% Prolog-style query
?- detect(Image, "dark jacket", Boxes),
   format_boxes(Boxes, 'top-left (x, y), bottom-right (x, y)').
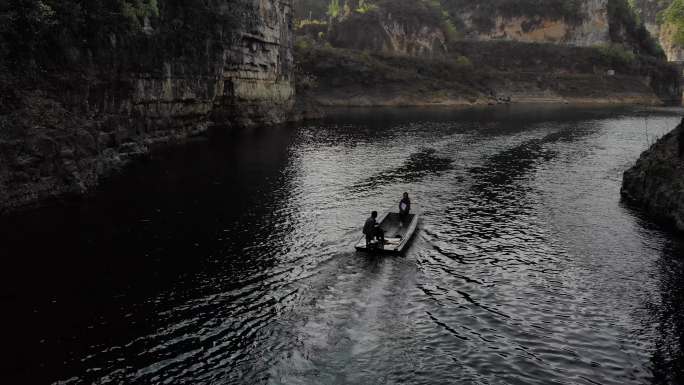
top-left (363, 217), bottom-right (376, 235)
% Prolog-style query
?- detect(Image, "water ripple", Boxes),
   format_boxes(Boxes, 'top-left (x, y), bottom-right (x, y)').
top-left (2, 107), bottom-right (684, 384)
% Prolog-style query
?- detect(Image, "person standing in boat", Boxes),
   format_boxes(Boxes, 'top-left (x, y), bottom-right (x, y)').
top-left (363, 211), bottom-right (385, 247)
top-left (399, 192), bottom-right (411, 222)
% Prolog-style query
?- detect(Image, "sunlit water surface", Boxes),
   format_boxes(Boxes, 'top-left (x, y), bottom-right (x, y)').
top-left (2, 106), bottom-right (684, 385)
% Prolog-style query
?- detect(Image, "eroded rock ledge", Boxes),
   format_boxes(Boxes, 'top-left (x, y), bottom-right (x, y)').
top-left (622, 117), bottom-right (684, 230)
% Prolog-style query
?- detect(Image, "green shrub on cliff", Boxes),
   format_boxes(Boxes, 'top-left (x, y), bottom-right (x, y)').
top-left (454, 55), bottom-right (472, 68)
top-left (327, 0), bottom-right (341, 18)
top-left (121, 0), bottom-right (159, 29)
top-left (356, 0), bottom-right (377, 13)
top-left (596, 43), bottom-right (637, 66)
top-left (441, 17), bottom-right (461, 42)
top-left (296, 35), bottom-right (316, 51)
top-left (659, 0), bottom-right (684, 45)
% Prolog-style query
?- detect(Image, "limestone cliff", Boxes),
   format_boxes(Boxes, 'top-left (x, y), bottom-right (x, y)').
top-left (326, 0), bottom-right (447, 57)
top-left (658, 21), bottom-right (684, 60)
top-left (294, 0), bottom-right (680, 108)
top-left (0, 0), bottom-right (294, 211)
top-left (451, 0), bottom-right (611, 46)
top-left (314, 0), bottom-right (661, 57)
top-left (622, 117), bottom-right (684, 231)
top-left (632, 0), bottom-right (668, 35)
top-left (632, 0), bottom-right (684, 61)
top-left (295, 40), bottom-right (679, 109)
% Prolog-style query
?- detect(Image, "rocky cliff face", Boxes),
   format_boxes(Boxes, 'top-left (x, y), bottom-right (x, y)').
top-left (327, 0), bottom-right (447, 57)
top-left (632, 0), bottom-right (667, 35)
top-left (622, 117), bottom-right (684, 231)
top-left (658, 22), bottom-right (684, 60)
top-left (0, 0), bottom-right (295, 212)
top-left (323, 0), bottom-right (655, 56)
top-left (453, 0), bottom-right (610, 46)
top-left (632, 0), bottom-right (684, 61)
top-left (296, 0), bottom-right (680, 107)
top-left (295, 40), bottom-right (679, 109)
top-left (328, 13), bottom-right (446, 57)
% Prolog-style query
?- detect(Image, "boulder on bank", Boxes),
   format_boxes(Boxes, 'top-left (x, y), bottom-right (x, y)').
top-left (621, 117), bottom-right (684, 230)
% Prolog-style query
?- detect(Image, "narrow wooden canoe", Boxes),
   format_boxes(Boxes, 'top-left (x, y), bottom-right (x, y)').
top-left (354, 209), bottom-right (419, 254)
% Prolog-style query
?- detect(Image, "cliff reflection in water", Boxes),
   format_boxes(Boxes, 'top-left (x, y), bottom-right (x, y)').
top-left (1, 126), bottom-right (304, 383)
top-left (2, 106), bottom-right (684, 384)
top-left (652, 239), bottom-right (684, 384)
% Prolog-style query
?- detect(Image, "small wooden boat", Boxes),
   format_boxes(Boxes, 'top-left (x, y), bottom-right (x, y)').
top-left (355, 209), bottom-right (419, 254)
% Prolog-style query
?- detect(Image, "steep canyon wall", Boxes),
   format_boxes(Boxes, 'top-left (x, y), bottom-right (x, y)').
top-left (321, 0), bottom-right (448, 56)
top-left (0, 0), bottom-right (294, 211)
top-left (295, 0), bottom-right (680, 108)
top-left (453, 0), bottom-right (611, 46)
top-left (319, 0), bottom-right (661, 57)
top-left (632, 0), bottom-right (684, 61)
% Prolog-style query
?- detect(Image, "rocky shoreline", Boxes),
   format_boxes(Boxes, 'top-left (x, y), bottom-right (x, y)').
top-left (0, 84), bottom-right (675, 215)
top-left (294, 42), bottom-right (679, 112)
top-left (622, 117), bottom-right (684, 231)
top-left (298, 78), bottom-right (665, 108)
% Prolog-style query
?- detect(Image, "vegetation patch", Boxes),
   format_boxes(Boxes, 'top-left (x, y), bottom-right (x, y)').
top-left (595, 43), bottom-right (638, 67)
top-left (440, 0), bottom-right (586, 32)
top-left (295, 36), bottom-right (680, 106)
top-left (659, 0), bottom-right (684, 45)
top-left (608, 0), bottom-right (665, 58)
top-left (295, 0), bottom-right (460, 44)
top-left (0, 0), bottom-right (241, 78)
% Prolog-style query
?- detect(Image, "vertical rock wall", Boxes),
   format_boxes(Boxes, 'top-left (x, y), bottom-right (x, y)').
top-left (632, 0), bottom-right (684, 61)
top-left (128, 0), bottom-right (295, 133)
top-left (457, 0), bottom-right (610, 46)
top-left (0, 0), bottom-right (295, 212)
top-left (658, 22), bottom-right (684, 61)
top-left (326, 1), bottom-right (448, 57)
top-left (213, 0), bottom-right (295, 126)
top-left (622, 118), bottom-right (684, 231)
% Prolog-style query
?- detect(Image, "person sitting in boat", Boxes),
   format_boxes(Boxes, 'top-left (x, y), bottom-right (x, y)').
top-left (363, 211), bottom-right (385, 247)
top-left (399, 192), bottom-right (411, 222)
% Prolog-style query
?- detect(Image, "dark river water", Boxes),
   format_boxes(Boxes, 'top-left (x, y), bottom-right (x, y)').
top-left (2, 106), bottom-right (684, 384)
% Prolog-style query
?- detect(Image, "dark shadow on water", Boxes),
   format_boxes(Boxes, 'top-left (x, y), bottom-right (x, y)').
top-left (469, 138), bottom-right (556, 187)
top-left (429, 121), bottom-right (604, 255)
top-left (351, 148), bottom-right (453, 193)
top-left (0, 125), bottom-right (301, 384)
top-left (470, 124), bottom-right (598, 188)
top-left (651, 236), bottom-right (684, 384)
top-left (618, 192), bottom-right (684, 384)
top-left (1, 105), bottom-right (682, 384)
